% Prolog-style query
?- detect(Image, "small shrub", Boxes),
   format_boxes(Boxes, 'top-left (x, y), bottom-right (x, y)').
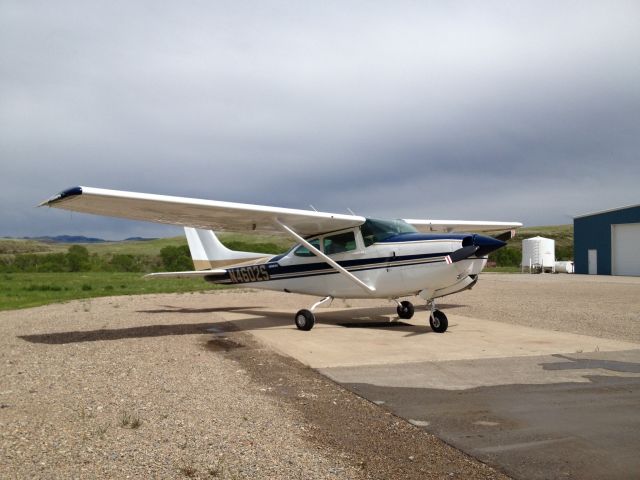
top-left (120, 410), bottom-right (141, 429)
top-left (178, 465), bottom-right (197, 477)
top-left (120, 411), bottom-right (131, 427)
top-left (81, 284), bottom-right (92, 291)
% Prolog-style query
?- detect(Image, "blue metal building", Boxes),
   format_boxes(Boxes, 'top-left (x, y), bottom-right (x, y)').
top-left (574, 204), bottom-right (640, 276)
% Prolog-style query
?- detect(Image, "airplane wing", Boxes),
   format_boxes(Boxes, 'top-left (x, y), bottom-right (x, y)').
top-left (39, 186), bottom-right (365, 237)
top-left (404, 219), bottom-right (523, 233)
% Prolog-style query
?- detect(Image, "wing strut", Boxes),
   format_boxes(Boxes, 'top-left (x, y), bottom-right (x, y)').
top-left (275, 220), bottom-right (376, 295)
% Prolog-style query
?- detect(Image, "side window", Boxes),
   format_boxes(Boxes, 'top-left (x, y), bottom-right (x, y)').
top-left (323, 231), bottom-right (356, 255)
top-left (294, 238), bottom-right (321, 257)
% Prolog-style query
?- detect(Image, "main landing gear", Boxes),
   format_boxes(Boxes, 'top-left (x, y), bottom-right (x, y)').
top-left (393, 299), bottom-right (448, 333)
top-left (395, 300), bottom-right (415, 319)
top-left (294, 296), bottom-right (333, 331)
top-left (294, 296), bottom-right (448, 333)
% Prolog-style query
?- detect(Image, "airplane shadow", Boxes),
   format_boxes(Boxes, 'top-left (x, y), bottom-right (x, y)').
top-left (20, 304), bottom-right (462, 345)
top-left (19, 323), bottom-right (219, 345)
top-left (136, 305), bottom-right (262, 314)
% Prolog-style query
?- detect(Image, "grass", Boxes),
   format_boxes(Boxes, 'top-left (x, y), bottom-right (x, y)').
top-left (0, 272), bottom-right (225, 311)
top-left (178, 464), bottom-right (198, 477)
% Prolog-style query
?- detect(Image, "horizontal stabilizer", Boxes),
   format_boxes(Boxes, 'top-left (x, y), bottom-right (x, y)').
top-left (145, 269), bottom-right (227, 279)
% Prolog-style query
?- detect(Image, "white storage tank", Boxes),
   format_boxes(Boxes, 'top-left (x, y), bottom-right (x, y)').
top-left (554, 261), bottom-right (574, 273)
top-left (522, 236), bottom-right (555, 272)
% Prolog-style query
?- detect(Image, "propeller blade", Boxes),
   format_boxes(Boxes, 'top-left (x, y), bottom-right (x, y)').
top-left (446, 245), bottom-right (480, 263)
top-left (493, 229), bottom-right (516, 242)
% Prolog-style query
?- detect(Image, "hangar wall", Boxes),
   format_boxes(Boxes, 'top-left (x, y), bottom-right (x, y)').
top-left (574, 205), bottom-right (640, 276)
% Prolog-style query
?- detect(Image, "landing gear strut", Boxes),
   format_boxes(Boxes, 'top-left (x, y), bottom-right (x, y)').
top-left (426, 300), bottom-right (448, 333)
top-left (294, 296), bottom-right (333, 331)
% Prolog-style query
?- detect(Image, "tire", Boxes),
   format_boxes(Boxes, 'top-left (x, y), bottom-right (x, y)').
top-left (295, 309), bottom-right (315, 331)
top-left (396, 301), bottom-right (415, 319)
top-left (429, 310), bottom-right (448, 333)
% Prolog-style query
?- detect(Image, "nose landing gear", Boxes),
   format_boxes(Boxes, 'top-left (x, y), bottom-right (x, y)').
top-left (393, 298), bottom-right (448, 332)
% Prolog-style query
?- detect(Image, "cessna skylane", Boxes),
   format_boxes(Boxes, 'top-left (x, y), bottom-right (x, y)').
top-left (40, 187), bottom-right (522, 333)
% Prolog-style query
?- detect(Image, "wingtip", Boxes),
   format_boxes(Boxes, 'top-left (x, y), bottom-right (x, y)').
top-left (37, 186), bottom-right (83, 207)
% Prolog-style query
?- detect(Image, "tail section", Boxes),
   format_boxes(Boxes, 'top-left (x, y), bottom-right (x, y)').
top-left (184, 227), bottom-right (269, 270)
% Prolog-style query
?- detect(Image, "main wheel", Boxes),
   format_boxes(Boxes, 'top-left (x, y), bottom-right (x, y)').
top-left (396, 301), bottom-right (415, 319)
top-left (295, 309), bottom-right (315, 331)
top-left (429, 310), bottom-right (448, 333)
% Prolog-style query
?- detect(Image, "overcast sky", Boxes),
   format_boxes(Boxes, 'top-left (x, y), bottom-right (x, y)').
top-left (1, 1), bottom-right (639, 239)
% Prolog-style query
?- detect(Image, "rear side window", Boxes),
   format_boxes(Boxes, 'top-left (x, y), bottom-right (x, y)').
top-left (294, 238), bottom-right (321, 257)
top-left (323, 231), bottom-right (356, 255)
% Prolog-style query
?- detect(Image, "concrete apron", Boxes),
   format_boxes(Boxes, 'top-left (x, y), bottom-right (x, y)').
top-left (224, 308), bottom-right (639, 370)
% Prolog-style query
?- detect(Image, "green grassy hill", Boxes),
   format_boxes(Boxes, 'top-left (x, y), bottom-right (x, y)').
top-left (0, 233), bottom-right (293, 257)
top-left (510, 224), bottom-right (573, 260)
top-left (513, 224), bottom-right (573, 251)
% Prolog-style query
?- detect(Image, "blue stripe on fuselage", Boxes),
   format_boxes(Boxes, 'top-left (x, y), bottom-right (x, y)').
top-left (379, 232), bottom-right (473, 243)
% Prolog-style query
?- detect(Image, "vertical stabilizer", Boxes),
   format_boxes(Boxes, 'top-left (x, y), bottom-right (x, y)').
top-left (184, 227), bottom-right (268, 269)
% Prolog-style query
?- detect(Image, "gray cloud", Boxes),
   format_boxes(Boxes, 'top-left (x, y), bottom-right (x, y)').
top-left (1, 0), bottom-right (639, 239)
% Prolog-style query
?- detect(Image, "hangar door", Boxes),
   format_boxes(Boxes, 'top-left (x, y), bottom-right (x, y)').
top-left (612, 223), bottom-right (640, 276)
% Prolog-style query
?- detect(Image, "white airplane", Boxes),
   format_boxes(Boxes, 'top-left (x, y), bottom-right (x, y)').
top-left (40, 186), bottom-right (522, 333)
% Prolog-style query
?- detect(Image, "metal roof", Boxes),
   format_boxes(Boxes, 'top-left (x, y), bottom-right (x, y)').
top-left (574, 203), bottom-right (640, 219)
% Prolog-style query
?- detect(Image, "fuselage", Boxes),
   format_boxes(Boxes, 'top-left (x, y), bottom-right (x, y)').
top-left (205, 219), bottom-right (505, 300)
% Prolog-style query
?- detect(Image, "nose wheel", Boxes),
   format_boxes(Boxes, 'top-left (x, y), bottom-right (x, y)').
top-left (426, 300), bottom-right (448, 333)
top-left (429, 309), bottom-right (448, 333)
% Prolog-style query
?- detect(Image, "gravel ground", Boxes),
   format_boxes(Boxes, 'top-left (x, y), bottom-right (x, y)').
top-left (1, 289), bottom-right (508, 480)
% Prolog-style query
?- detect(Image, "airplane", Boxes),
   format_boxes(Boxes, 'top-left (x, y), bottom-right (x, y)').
top-left (40, 186), bottom-right (522, 333)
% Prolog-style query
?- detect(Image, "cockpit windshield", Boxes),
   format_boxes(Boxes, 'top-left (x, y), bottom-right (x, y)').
top-left (361, 218), bottom-right (418, 246)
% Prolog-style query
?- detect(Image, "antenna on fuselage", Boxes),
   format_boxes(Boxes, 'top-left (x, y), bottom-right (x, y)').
top-left (309, 205), bottom-right (318, 212)
top-left (347, 208), bottom-right (356, 215)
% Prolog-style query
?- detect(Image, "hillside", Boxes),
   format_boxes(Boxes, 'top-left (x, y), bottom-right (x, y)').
top-left (0, 233), bottom-right (294, 257)
top-left (512, 224), bottom-right (573, 250)
top-left (508, 224), bottom-right (573, 258)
